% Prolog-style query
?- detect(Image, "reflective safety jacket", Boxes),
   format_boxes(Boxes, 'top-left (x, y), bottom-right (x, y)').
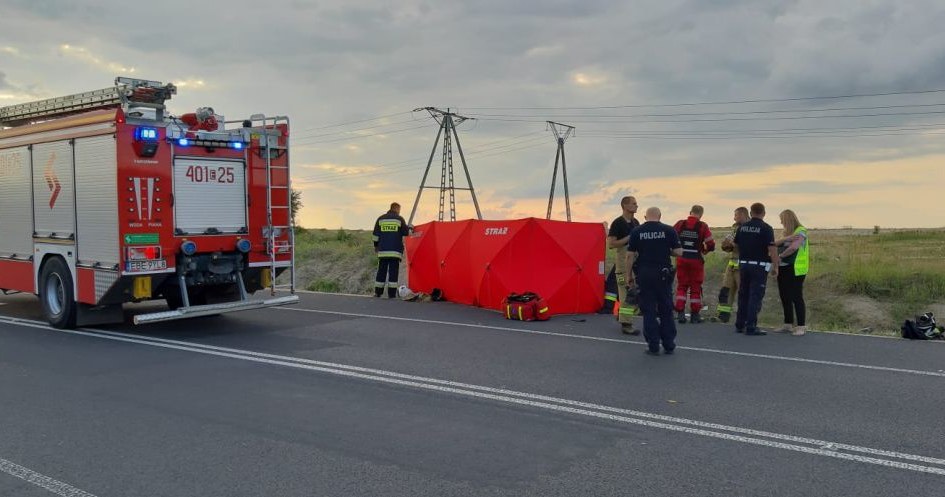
top-left (372, 210), bottom-right (410, 259)
top-left (673, 216), bottom-right (715, 262)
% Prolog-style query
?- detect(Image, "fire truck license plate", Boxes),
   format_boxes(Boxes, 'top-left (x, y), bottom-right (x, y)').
top-left (126, 259), bottom-right (167, 272)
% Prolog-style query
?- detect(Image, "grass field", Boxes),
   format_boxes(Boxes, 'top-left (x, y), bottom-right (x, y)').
top-left (292, 227), bottom-right (945, 335)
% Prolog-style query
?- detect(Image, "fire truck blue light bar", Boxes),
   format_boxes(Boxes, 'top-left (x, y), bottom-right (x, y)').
top-left (135, 127), bottom-right (159, 141)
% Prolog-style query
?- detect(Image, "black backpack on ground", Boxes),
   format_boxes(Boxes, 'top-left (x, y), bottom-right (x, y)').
top-left (901, 312), bottom-right (943, 340)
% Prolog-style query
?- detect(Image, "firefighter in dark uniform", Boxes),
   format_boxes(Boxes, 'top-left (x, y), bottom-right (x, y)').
top-left (372, 202), bottom-right (411, 298)
top-left (733, 202), bottom-right (780, 335)
top-left (627, 207), bottom-right (683, 355)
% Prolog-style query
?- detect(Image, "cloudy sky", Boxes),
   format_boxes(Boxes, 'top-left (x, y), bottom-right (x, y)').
top-left (3, 0), bottom-right (945, 229)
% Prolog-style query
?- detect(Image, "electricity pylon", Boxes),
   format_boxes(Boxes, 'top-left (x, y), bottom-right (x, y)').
top-left (408, 107), bottom-right (482, 224)
top-left (545, 121), bottom-right (574, 222)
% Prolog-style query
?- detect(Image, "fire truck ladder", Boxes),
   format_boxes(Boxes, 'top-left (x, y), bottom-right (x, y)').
top-left (0, 77), bottom-right (176, 127)
top-left (256, 114), bottom-right (296, 296)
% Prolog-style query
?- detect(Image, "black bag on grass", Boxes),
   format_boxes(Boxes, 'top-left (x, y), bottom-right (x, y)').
top-left (901, 312), bottom-right (943, 340)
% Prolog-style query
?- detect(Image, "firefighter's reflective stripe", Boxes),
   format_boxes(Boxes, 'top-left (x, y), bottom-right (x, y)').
top-left (717, 304), bottom-right (733, 313)
top-left (604, 292), bottom-right (618, 302)
top-left (377, 250), bottom-right (403, 259)
top-left (728, 260), bottom-right (739, 268)
top-left (372, 235), bottom-right (379, 242)
top-left (379, 219), bottom-right (402, 232)
top-left (618, 303), bottom-right (637, 316)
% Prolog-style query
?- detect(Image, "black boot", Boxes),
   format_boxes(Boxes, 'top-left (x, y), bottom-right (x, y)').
top-left (387, 287), bottom-right (397, 299)
top-left (718, 311), bottom-right (730, 323)
top-left (677, 311), bottom-right (687, 324)
top-left (690, 311), bottom-right (703, 324)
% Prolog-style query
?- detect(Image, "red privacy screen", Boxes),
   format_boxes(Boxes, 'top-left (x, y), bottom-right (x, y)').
top-left (405, 218), bottom-right (606, 316)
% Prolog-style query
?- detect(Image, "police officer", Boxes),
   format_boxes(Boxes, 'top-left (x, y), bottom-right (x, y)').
top-left (372, 202), bottom-right (411, 298)
top-left (733, 202), bottom-right (780, 335)
top-left (627, 207), bottom-right (683, 355)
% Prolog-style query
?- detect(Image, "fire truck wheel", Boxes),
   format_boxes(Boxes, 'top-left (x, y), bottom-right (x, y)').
top-left (39, 257), bottom-right (77, 329)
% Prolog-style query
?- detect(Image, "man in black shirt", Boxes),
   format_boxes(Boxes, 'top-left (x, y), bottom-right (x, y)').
top-left (733, 202), bottom-right (780, 335)
top-left (607, 196), bottom-right (641, 335)
top-left (627, 207), bottom-right (683, 355)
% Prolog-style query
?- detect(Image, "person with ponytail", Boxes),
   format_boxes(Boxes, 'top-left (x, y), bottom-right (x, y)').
top-left (775, 209), bottom-right (809, 336)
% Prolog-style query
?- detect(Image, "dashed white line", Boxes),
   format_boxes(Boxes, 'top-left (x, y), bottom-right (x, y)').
top-left (3, 317), bottom-right (945, 477)
top-left (0, 457), bottom-right (98, 497)
top-left (276, 307), bottom-right (945, 378)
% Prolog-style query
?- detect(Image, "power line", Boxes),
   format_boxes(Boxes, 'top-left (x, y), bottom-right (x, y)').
top-left (298, 135), bottom-right (549, 183)
top-left (459, 88), bottom-right (945, 110)
top-left (293, 123), bottom-right (431, 145)
top-left (296, 111), bottom-right (413, 132)
top-left (578, 130), bottom-right (945, 140)
top-left (292, 117), bottom-right (422, 140)
top-left (473, 109), bottom-right (945, 124)
top-left (577, 122), bottom-right (945, 135)
top-left (467, 102), bottom-right (945, 120)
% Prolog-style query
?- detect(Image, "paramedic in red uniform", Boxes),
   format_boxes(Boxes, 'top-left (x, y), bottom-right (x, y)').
top-left (673, 205), bottom-right (715, 324)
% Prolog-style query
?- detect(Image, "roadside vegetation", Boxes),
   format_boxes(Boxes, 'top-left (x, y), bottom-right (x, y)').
top-left (292, 226), bottom-right (945, 335)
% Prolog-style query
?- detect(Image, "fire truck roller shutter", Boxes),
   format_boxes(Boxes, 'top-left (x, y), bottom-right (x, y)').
top-left (74, 135), bottom-right (119, 267)
top-left (32, 141), bottom-right (76, 239)
top-left (0, 146), bottom-right (34, 258)
top-left (173, 157), bottom-right (247, 235)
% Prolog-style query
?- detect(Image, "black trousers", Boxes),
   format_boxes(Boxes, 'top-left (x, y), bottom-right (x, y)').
top-left (375, 257), bottom-right (400, 297)
top-left (777, 265), bottom-right (806, 326)
top-left (735, 265), bottom-right (768, 333)
top-left (637, 266), bottom-right (677, 352)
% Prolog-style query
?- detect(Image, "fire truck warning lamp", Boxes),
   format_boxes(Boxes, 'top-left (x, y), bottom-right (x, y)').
top-left (176, 138), bottom-right (245, 150)
top-left (134, 126), bottom-right (161, 157)
top-left (134, 127), bottom-right (159, 141)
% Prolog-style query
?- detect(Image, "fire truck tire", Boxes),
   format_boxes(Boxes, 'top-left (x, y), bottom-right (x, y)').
top-left (39, 257), bottom-right (77, 329)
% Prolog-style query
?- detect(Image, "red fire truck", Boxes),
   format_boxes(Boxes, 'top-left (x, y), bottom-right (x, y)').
top-left (0, 77), bottom-right (298, 328)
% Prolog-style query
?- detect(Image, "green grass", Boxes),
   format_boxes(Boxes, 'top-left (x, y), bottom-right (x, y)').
top-left (294, 226), bottom-right (945, 334)
top-left (291, 228), bottom-right (380, 295)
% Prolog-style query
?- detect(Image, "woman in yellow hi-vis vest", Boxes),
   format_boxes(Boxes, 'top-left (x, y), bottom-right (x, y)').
top-left (775, 209), bottom-right (809, 336)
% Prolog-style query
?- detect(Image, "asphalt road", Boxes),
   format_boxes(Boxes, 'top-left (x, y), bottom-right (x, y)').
top-left (1, 292), bottom-right (943, 496)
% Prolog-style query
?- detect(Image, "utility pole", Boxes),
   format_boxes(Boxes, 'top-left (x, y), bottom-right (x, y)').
top-left (545, 121), bottom-right (575, 222)
top-left (408, 107), bottom-right (483, 225)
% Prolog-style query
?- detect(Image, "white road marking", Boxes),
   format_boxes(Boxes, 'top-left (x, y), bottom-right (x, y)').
top-left (3, 316), bottom-right (945, 477)
top-left (0, 457), bottom-right (98, 497)
top-left (276, 307), bottom-right (945, 378)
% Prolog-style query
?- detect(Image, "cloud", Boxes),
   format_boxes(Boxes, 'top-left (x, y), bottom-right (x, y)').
top-left (0, 46), bottom-right (21, 57)
top-left (173, 79), bottom-right (207, 90)
top-left (58, 44), bottom-right (135, 74)
top-left (4, 0), bottom-right (945, 230)
top-left (572, 71), bottom-right (609, 87)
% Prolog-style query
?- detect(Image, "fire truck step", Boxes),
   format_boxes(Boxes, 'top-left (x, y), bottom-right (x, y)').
top-left (133, 295), bottom-right (300, 325)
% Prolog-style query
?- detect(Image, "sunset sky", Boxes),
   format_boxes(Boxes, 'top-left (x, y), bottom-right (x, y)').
top-left (3, 0), bottom-right (945, 229)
